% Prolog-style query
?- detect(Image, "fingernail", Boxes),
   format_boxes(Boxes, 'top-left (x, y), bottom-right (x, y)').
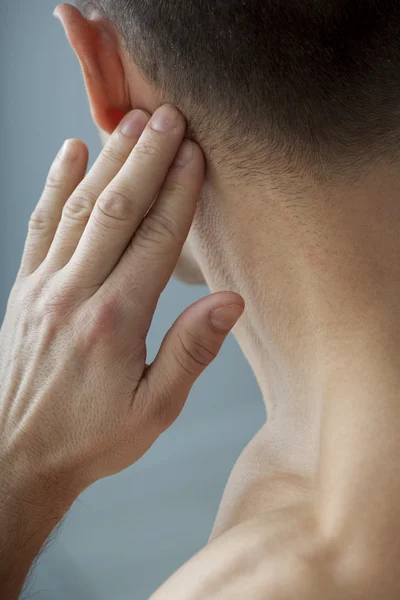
top-left (61, 139), bottom-right (77, 160)
top-left (151, 104), bottom-right (179, 133)
top-left (210, 304), bottom-right (244, 332)
top-left (121, 110), bottom-right (148, 137)
top-left (174, 140), bottom-right (193, 167)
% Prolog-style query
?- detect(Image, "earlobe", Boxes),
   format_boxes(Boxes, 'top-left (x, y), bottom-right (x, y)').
top-left (54, 3), bottom-right (130, 134)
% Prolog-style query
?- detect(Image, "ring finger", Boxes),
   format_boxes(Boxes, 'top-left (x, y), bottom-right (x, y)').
top-left (45, 109), bottom-right (150, 272)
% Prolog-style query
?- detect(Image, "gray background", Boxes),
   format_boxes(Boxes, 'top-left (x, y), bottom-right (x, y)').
top-left (0, 2), bottom-right (265, 598)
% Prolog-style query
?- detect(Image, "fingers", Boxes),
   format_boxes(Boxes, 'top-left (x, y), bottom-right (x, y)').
top-left (66, 104), bottom-right (188, 286)
top-left (103, 138), bottom-right (204, 314)
top-left (46, 109), bottom-right (150, 271)
top-left (19, 139), bottom-right (88, 277)
top-left (136, 292), bottom-right (245, 431)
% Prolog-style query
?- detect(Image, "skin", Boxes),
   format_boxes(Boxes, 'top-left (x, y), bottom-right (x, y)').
top-left (2, 2), bottom-right (400, 598)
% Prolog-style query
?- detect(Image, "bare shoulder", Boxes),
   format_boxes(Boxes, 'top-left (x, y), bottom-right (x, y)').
top-left (150, 505), bottom-right (352, 600)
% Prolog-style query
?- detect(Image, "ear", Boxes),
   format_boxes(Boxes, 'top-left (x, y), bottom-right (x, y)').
top-left (54, 3), bottom-right (130, 134)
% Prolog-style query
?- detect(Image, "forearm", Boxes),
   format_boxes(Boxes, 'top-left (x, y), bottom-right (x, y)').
top-left (0, 470), bottom-right (75, 600)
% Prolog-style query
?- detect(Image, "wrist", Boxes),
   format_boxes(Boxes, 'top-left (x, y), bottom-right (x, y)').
top-left (0, 454), bottom-right (77, 600)
top-left (0, 448), bottom-right (78, 521)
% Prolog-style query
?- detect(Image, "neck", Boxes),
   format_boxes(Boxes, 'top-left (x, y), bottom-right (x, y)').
top-left (192, 160), bottom-right (400, 458)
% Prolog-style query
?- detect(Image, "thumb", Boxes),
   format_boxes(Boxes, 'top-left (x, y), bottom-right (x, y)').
top-left (138, 292), bottom-right (245, 431)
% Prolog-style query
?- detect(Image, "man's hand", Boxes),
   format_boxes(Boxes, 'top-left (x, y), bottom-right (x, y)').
top-left (0, 105), bottom-right (244, 599)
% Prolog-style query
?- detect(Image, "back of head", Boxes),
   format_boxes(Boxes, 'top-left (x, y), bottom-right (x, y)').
top-left (77, 0), bottom-right (400, 182)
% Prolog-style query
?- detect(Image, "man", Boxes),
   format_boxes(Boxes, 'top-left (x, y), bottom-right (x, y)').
top-left (1, 0), bottom-right (400, 598)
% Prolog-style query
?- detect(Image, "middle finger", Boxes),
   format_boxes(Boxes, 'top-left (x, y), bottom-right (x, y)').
top-left (66, 104), bottom-right (187, 287)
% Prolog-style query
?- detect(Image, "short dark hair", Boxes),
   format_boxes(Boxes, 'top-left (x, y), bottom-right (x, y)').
top-left (76, 1), bottom-right (400, 182)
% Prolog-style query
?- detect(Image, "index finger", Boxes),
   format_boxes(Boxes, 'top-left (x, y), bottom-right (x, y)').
top-left (101, 137), bottom-right (205, 323)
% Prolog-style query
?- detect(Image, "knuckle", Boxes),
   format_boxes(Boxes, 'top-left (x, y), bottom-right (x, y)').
top-left (28, 208), bottom-right (55, 232)
top-left (63, 193), bottom-right (94, 225)
top-left (79, 296), bottom-right (121, 348)
top-left (134, 140), bottom-right (160, 163)
top-left (45, 173), bottom-right (64, 192)
top-left (162, 179), bottom-right (190, 197)
top-left (137, 212), bottom-right (178, 248)
top-left (37, 287), bottom-right (74, 321)
top-left (102, 144), bottom-right (126, 168)
top-left (17, 288), bottom-right (69, 336)
top-left (96, 189), bottom-right (135, 225)
top-left (176, 330), bottom-right (218, 376)
top-left (15, 275), bottom-right (73, 331)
